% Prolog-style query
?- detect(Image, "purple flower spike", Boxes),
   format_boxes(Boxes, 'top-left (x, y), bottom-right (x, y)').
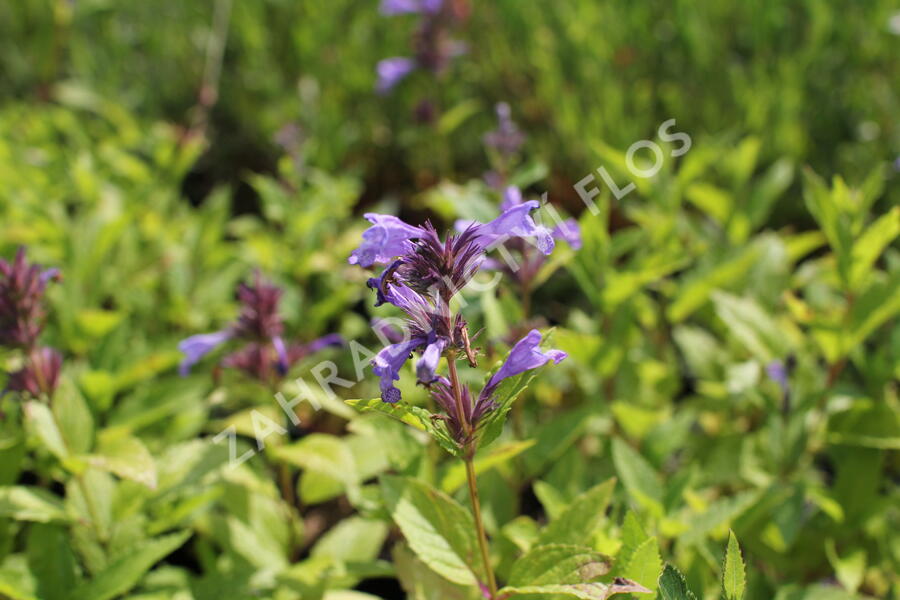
top-left (475, 200), bottom-right (555, 255)
top-left (178, 330), bottom-right (232, 376)
top-left (349, 214), bottom-right (424, 266)
top-left (552, 219), bottom-right (582, 250)
top-left (373, 338), bottom-right (425, 402)
top-left (376, 57), bottom-right (416, 94)
top-left (416, 338), bottom-right (447, 384)
top-left (481, 329), bottom-right (566, 400)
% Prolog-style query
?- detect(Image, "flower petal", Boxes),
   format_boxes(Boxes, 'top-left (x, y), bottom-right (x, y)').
top-left (474, 200), bottom-right (555, 255)
top-left (481, 329), bottom-right (566, 399)
top-left (416, 338), bottom-right (447, 384)
top-left (552, 218), bottom-right (582, 250)
top-left (375, 57), bottom-right (416, 95)
top-left (372, 337), bottom-right (425, 402)
top-left (349, 214), bottom-right (423, 266)
top-left (178, 330), bottom-right (232, 376)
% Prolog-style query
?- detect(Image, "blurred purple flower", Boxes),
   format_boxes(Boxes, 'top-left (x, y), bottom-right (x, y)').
top-left (178, 330), bottom-right (232, 376)
top-left (3, 347), bottom-right (62, 399)
top-left (178, 273), bottom-right (341, 381)
top-left (484, 102), bottom-right (525, 157)
top-left (0, 248), bottom-right (60, 349)
top-left (380, 0), bottom-right (442, 15)
top-left (766, 360), bottom-right (789, 392)
top-left (376, 57), bottom-right (416, 94)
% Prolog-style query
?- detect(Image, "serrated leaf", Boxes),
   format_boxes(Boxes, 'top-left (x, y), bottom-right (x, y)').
top-left (499, 579), bottom-right (651, 599)
top-left (475, 369), bottom-right (538, 449)
top-left (380, 475), bottom-right (480, 586)
top-left (347, 399), bottom-right (461, 456)
top-left (623, 537), bottom-right (661, 591)
top-left (508, 544), bottom-right (611, 586)
top-left (70, 531), bottom-right (190, 600)
top-left (538, 478), bottom-right (616, 545)
top-left (723, 531), bottom-right (746, 600)
top-left (658, 564), bottom-right (698, 600)
top-left (722, 531), bottom-right (747, 600)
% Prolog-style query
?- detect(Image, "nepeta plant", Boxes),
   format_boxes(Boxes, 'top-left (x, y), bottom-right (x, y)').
top-left (348, 206), bottom-right (581, 597)
top-left (0, 248), bottom-right (62, 399)
top-left (178, 271), bottom-right (342, 384)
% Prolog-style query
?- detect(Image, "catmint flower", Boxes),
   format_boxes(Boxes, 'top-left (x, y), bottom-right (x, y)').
top-left (483, 102), bottom-right (525, 158)
top-left (375, 0), bottom-right (468, 94)
top-left (429, 329), bottom-right (566, 444)
top-left (178, 273), bottom-right (342, 380)
top-left (3, 347), bottom-right (62, 399)
top-left (457, 186), bottom-right (581, 288)
top-left (376, 57), bottom-right (417, 94)
top-left (0, 248), bottom-right (60, 349)
top-left (479, 329), bottom-right (567, 401)
top-left (351, 205), bottom-right (557, 403)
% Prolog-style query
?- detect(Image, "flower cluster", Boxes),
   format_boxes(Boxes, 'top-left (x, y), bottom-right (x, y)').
top-left (376, 0), bottom-right (469, 94)
top-left (178, 272), bottom-right (342, 382)
top-left (350, 203), bottom-right (566, 444)
top-left (0, 248), bottom-right (62, 399)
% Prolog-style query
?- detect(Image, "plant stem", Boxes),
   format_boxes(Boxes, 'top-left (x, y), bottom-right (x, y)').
top-left (465, 455), bottom-right (498, 598)
top-left (77, 473), bottom-right (107, 545)
top-left (447, 350), bottom-right (497, 598)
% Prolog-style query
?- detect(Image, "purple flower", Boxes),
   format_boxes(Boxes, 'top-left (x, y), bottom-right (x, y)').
top-left (0, 248), bottom-right (60, 349)
top-left (552, 219), bottom-right (582, 250)
top-left (178, 330), bottom-right (232, 376)
top-left (416, 337), bottom-right (447, 384)
top-left (480, 329), bottom-right (567, 401)
top-left (376, 57), bottom-right (416, 94)
top-left (178, 273), bottom-right (341, 381)
top-left (380, 0), bottom-right (442, 15)
top-left (471, 200), bottom-right (554, 255)
top-left (349, 215), bottom-right (424, 267)
top-left (3, 347), bottom-right (62, 399)
top-left (500, 185), bottom-right (523, 211)
top-left (766, 360), bottom-right (789, 392)
top-left (484, 102), bottom-right (525, 157)
top-left (373, 337), bottom-right (426, 403)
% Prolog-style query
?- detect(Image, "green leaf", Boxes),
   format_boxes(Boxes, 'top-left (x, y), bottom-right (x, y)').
top-left (538, 478), bottom-right (616, 545)
top-left (273, 433), bottom-right (360, 504)
top-left (86, 433), bottom-right (157, 489)
top-left (498, 579), bottom-right (651, 599)
top-left (623, 537), bottom-right (661, 592)
top-left (475, 370), bottom-right (538, 449)
top-left (23, 401), bottom-right (68, 460)
top-left (508, 544), bottom-right (611, 586)
top-left (723, 530), bottom-right (746, 600)
top-left (346, 399), bottom-right (461, 456)
top-left (380, 475), bottom-right (480, 586)
top-left (440, 440), bottom-right (534, 493)
top-left (392, 543), bottom-right (478, 600)
top-left (0, 486), bottom-right (69, 523)
top-left (611, 439), bottom-right (664, 517)
top-left (52, 379), bottom-right (94, 455)
top-left (26, 524), bottom-right (79, 600)
top-left (849, 206), bottom-right (899, 287)
top-left (658, 564), bottom-right (698, 600)
top-left (70, 531), bottom-right (191, 600)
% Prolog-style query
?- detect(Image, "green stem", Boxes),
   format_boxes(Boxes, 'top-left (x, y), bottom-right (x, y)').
top-left (76, 473), bottom-right (106, 545)
top-left (446, 350), bottom-right (497, 598)
top-left (465, 455), bottom-right (498, 598)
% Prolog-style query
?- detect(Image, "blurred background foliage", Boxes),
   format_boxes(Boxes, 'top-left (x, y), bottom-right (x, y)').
top-left (0, 1), bottom-right (898, 600)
